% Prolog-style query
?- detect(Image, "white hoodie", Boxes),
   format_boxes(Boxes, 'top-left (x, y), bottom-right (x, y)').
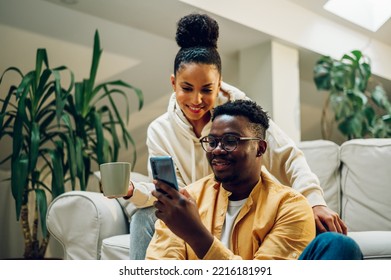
top-left (127, 82), bottom-right (326, 208)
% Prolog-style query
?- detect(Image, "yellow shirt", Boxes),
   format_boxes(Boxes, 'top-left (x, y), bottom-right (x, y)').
top-left (146, 170), bottom-right (316, 260)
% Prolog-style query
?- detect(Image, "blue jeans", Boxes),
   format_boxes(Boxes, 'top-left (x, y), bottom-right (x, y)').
top-left (299, 232), bottom-right (363, 260)
top-left (129, 206), bottom-right (157, 260)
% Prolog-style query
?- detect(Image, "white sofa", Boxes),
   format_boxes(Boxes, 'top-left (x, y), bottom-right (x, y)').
top-left (46, 139), bottom-right (391, 260)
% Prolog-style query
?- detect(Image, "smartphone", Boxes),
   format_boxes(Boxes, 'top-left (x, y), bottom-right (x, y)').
top-left (150, 156), bottom-right (179, 193)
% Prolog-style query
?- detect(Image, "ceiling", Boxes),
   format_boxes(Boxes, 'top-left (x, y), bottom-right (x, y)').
top-left (42, 0), bottom-right (391, 54)
top-left (42, 0), bottom-right (271, 56)
top-left (35, 0), bottom-right (391, 88)
top-left (2, 0), bottom-right (391, 79)
top-left (289, 0), bottom-right (391, 46)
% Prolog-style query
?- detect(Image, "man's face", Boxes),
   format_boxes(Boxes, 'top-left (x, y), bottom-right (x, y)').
top-left (206, 115), bottom-right (261, 188)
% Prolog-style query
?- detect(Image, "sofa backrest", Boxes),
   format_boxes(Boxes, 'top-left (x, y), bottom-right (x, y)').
top-left (298, 140), bottom-right (341, 214)
top-left (340, 138), bottom-right (391, 231)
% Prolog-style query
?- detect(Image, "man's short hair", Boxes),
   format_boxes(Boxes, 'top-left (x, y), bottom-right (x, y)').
top-left (212, 100), bottom-right (270, 139)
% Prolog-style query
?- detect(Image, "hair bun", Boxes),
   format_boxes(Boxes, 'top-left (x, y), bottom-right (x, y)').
top-left (175, 13), bottom-right (219, 49)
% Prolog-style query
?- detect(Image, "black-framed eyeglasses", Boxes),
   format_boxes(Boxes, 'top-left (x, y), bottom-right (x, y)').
top-left (200, 134), bottom-right (261, 152)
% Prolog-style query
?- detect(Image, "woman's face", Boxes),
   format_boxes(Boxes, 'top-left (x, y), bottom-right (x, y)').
top-left (171, 63), bottom-right (221, 125)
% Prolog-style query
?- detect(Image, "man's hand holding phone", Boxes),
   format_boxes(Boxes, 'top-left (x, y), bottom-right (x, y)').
top-left (151, 178), bottom-right (214, 258)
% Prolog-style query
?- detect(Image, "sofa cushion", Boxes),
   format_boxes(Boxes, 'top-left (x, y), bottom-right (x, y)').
top-left (348, 231), bottom-right (391, 259)
top-left (298, 140), bottom-right (341, 214)
top-left (101, 234), bottom-right (130, 260)
top-left (341, 139), bottom-right (391, 231)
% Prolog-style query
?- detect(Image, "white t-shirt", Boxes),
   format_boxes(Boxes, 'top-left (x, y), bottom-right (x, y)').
top-left (220, 198), bottom-right (247, 250)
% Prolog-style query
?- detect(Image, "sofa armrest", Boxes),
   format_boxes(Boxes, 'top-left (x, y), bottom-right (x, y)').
top-left (46, 191), bottom-right (129, 260)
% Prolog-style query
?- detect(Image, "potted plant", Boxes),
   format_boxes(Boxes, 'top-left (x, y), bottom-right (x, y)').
top-left (313, 50), bottom-right (391, 140)
top-left (64, 30), bottom-right (143, 190)
top-left (0, 48), bottom-right (75, 259)
top-left (0, 30), bottom-right (143, 259)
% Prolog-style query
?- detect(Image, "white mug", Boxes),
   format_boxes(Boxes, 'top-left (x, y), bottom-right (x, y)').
top-left (99, 162), bottom-right (131, 197)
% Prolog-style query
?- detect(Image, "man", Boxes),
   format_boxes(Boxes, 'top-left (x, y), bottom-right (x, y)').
top-left (146, 100), bottom-right (362, 260)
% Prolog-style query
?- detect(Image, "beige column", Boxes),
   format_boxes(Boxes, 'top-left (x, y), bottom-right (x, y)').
top-left (239, 41), bottom-right (301, 143)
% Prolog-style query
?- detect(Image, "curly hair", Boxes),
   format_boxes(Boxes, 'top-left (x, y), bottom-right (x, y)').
top-left (212, 100), bottom-right (270, 139)
top-left (174, 13), bottom-right (221, 76)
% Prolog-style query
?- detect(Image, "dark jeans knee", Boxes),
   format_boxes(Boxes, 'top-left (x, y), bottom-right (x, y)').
top-left (299, 232), bottom-right (363, 260)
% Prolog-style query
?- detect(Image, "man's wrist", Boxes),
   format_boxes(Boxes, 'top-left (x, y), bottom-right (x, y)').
top-left (123, 182), bottom-right (134, 199)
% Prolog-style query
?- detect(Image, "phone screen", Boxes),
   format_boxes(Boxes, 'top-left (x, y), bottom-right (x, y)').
top-left (150, 156), bottom-right (179, 191)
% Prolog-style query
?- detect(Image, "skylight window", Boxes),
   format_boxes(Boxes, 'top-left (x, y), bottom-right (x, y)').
top-left (323, 0), bottom-right (391, 32)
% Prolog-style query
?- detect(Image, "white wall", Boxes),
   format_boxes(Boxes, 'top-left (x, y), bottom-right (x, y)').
top-left (271, 42), bottom-right (300, 142)
top-left (239, 41), bottom-right (301, 142)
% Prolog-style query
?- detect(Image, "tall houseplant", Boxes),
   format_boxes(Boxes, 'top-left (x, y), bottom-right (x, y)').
top-left (0, 50), bottom-right (74, 259)
top-left (65, 30), bottom-right (143, 190)
top-left (0, 30), bottom-right (143, 259)
top-left (313, 50), bottom-right (391, 140)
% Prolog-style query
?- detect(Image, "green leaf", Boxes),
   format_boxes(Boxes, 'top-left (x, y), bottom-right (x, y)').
top-left (62, 132), bottom-right (77, 190)
top-left (49, 148), bottom-right (65, 198)
top-left (16, 71), bottom-right (34, 99)
top-left (93, 111), bottom-right (105, 163)
top-left (0, 86), bottom-right (16, 134)
top-left (0, 86), bottom-right (16, 113)
top-left (75, 81), bottom-right (85, 116)
top-left (382, 114), bottom-right (391, 123)
top-left (29, 122), bottom-right (40, 173)
top-left (34, 69), bottom-right (51, 107)
top-left (98, 107), bottom-right (119, 160)
top-left (52, 69), bottom-right (66, 122)
top-left (75, 137), bottom-right (86, 190)
top-left (11, 156), bottom-right (29, 219)
top-left (363, 106), bottom-right (376, 126)
top-left (12, 114), bottom-right (24, 159)
top-left (0, 67), bottom-right (24, 84)
top-left (330, 92), bottom-right (350, 120)
top-left (313, 56), bottom-right (333, 91)
top-left (103, 138), bottom-right (111, 162)
top-left (82, 154), bottom-right (91, 190)
top-left (36, 49), bottom-right (49, 82)
top-left (347, 89), bottom-right (367, 111)
top-left (35, 188), bottom-right (48, 238)
top-left (39, 110), bottom-right (56, 132)
top-left (371, 85), bottom-right (390, 110)
top-left (338, 116), bottom-right (362, 139)
top-left (53, 65), bottom-right (75, 94)
top-left (357, 62), bottom-right (371, 91)
top-left (94, 80), bottom-right (144, 110)
top-left (87, 30), bottom-right (102, 96)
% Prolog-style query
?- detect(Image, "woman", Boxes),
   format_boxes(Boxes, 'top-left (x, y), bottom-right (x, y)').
top-left (124, 13), bottom-right (346, 259)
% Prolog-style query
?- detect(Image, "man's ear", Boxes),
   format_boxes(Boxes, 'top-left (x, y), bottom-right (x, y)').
top-left (257, 140), bottom-right (267, 157)
top-left (170, 74), bottom-right (176, 91)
